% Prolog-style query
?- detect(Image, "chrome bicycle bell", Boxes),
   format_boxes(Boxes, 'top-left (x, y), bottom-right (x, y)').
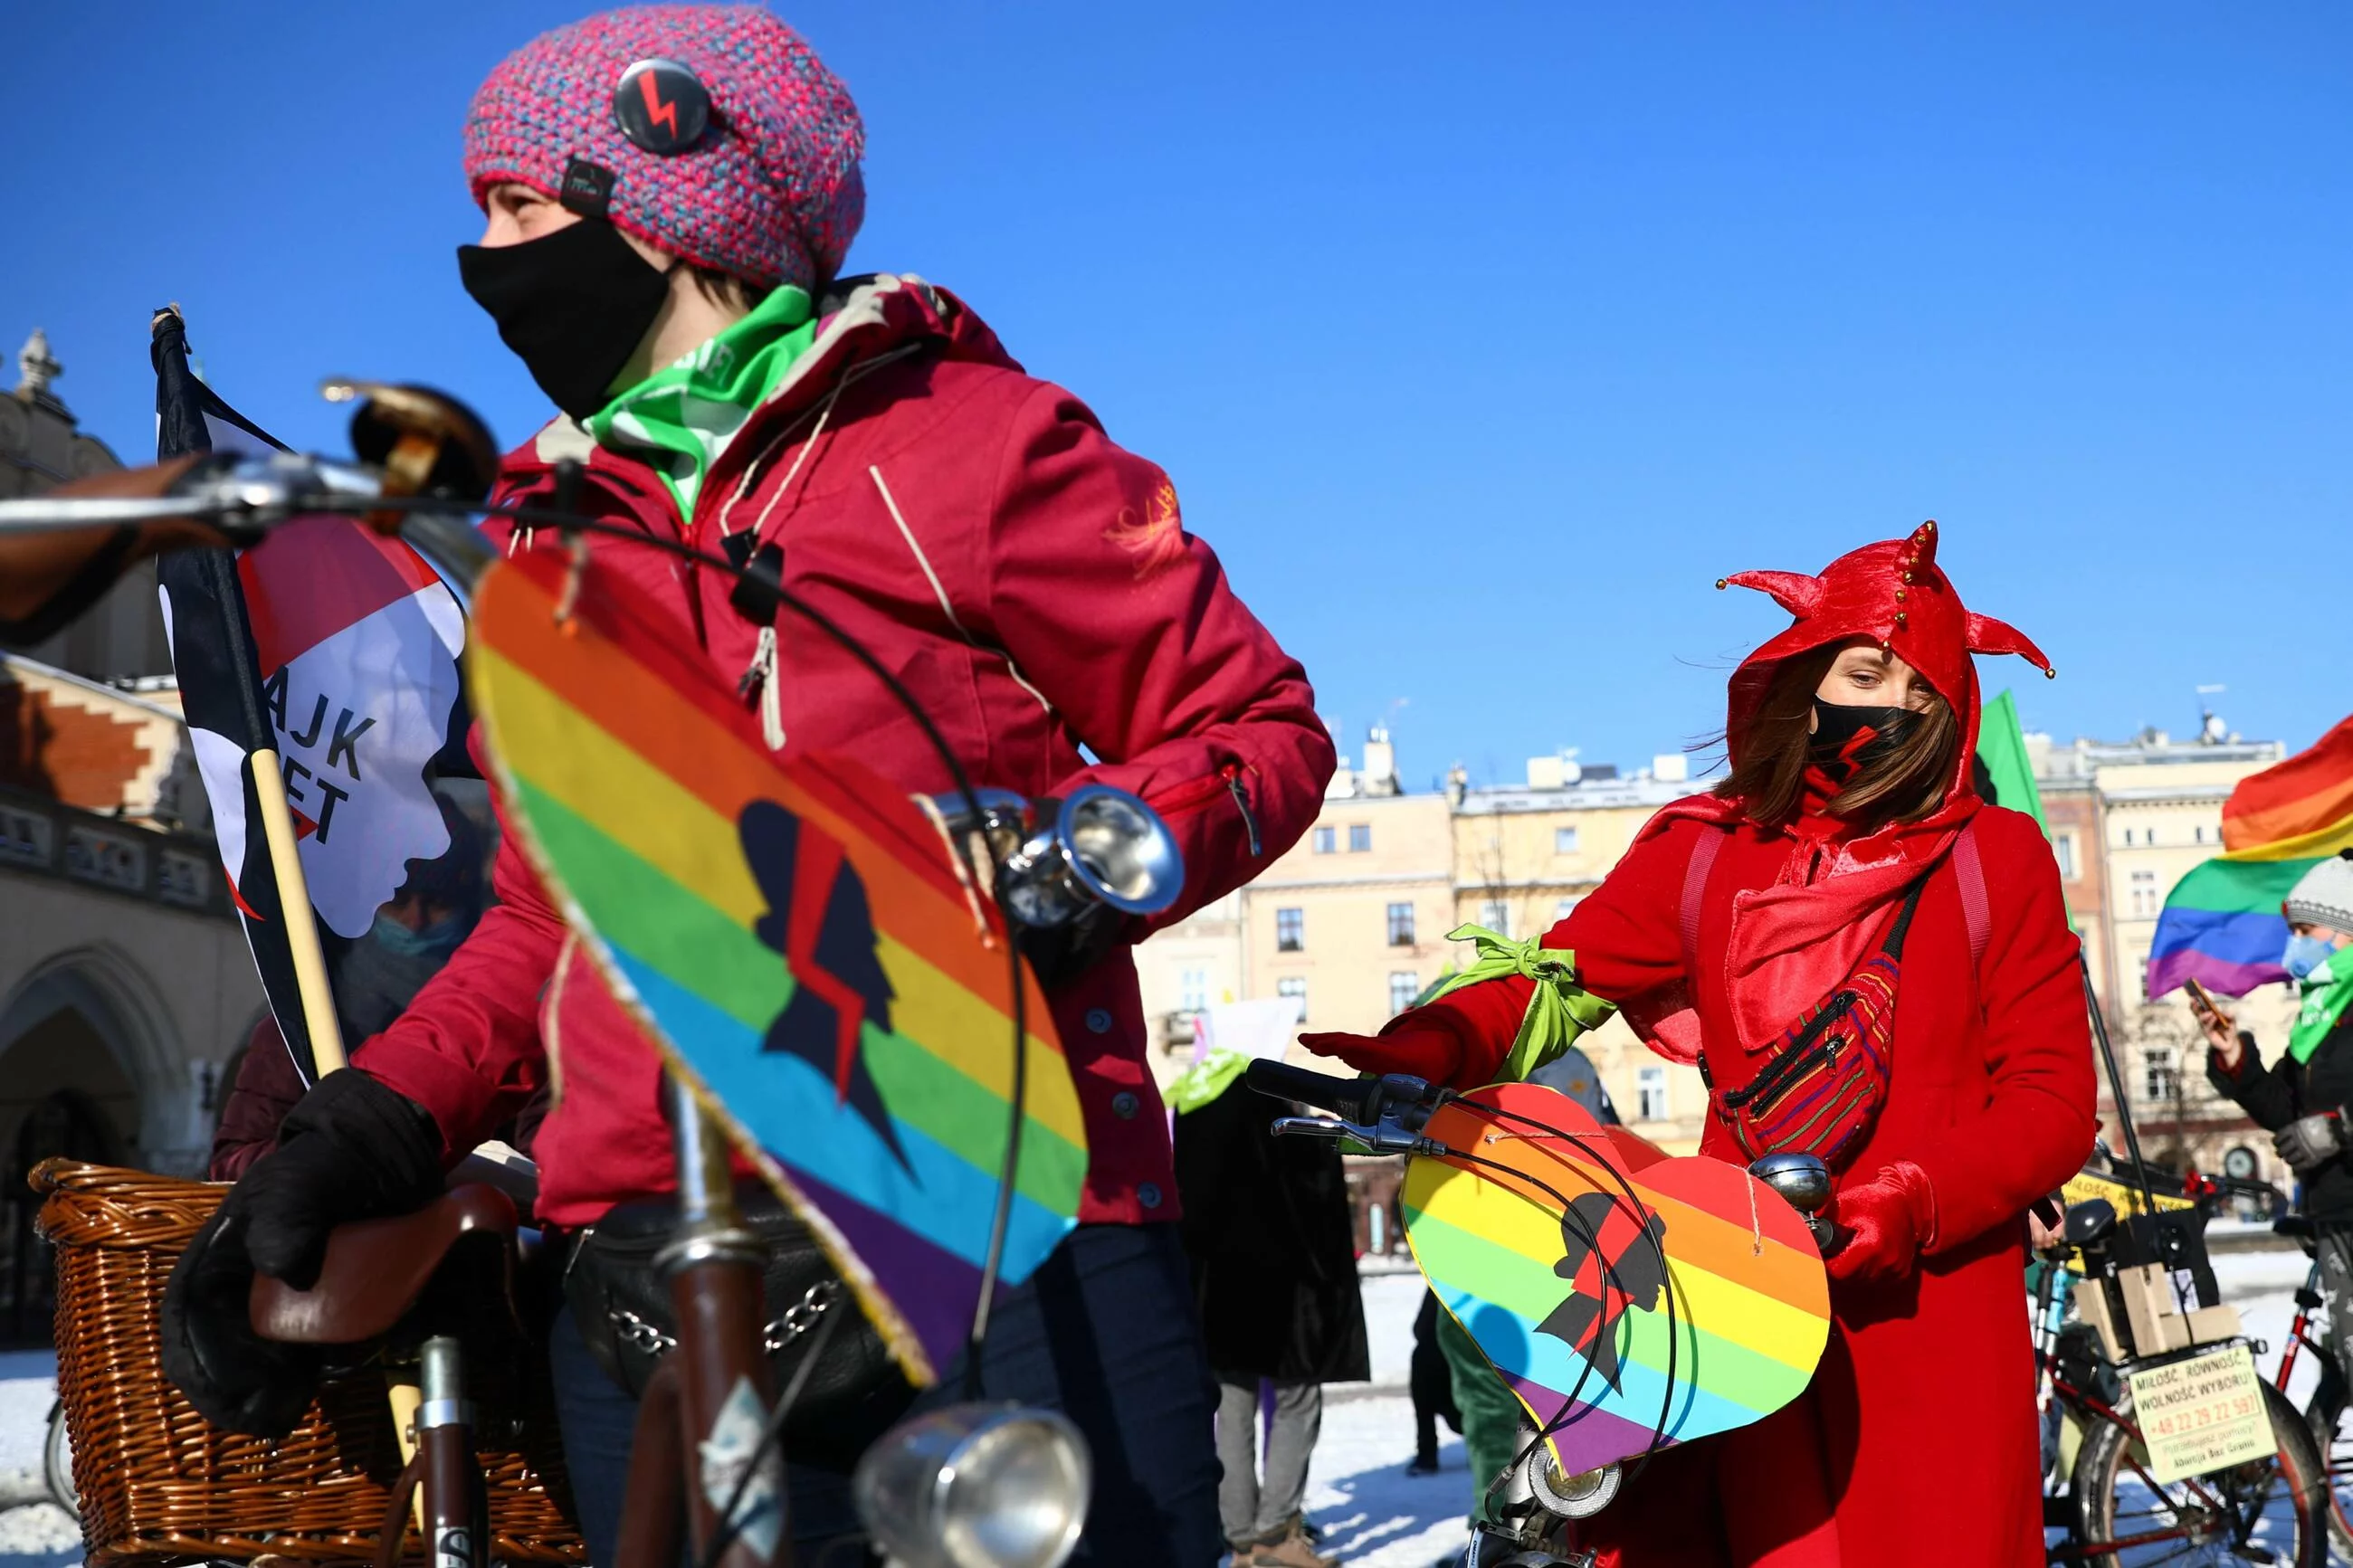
top-left (853, 1402), bottom-right (1091, 1568)
top-left (1524, 1447), bottom-right (1621, 1520)
top-left (1748, 1152), bottom-right (1834, 1249)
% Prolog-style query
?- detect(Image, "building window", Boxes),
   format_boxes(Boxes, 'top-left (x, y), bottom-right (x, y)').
top-left (1277, 976), bottom-right (1307, 1022)
top-left (1554, 826), bottom-right (1580, 855)
top-left (2144, 825), bottom-right (2158, 847)
top-left (1312, 826), bottom-right (1335, 854)
top-left (1478, 900), bottom-right (1512, 937)
top-left (2142, 1049), bottom-right (2178, 1106)
top-left (2053, 833), bottom-right (2076, 880)
top-left (1179, 967), bottom-right (1208, 1014)
top-left (1348, 823), bottom-right (1372, 852)
top-left (1637, 1067), bottom-right (1668, 1122)
top-left (2129, 869), bottom-right (2159, 918)
top-left (1555, 896), bottom-right (1584, 922)
top-left (2194, 824), bottom-right (2208, 845)
top-left (1276, 907), bottom-right (1305, 951)
top-left (1388, 972), bottom-right (1421, 1017)
top-left (1386, 902), bottom-right (1416, 946)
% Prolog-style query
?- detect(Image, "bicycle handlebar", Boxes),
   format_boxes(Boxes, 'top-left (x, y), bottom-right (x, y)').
top-left (1243, 1059), bottom-right (1386, 1122)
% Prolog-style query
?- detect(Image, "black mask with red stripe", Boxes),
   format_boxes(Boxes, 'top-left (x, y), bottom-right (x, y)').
top-left (1806, 698), bottom-right (1921, 789)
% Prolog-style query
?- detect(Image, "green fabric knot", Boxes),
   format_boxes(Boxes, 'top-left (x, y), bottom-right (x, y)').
top-left (1166, 1049), bottom-right (1248, 1114)
top-left (1424, 925), bottom-right (1615, 1085)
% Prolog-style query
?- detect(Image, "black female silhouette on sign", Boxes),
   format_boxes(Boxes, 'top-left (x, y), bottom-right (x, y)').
top-left (1535, 1191), bottom-right (1669, 1393)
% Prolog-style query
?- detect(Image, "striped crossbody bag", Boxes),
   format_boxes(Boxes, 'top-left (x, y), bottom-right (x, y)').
top-left (1681, 819), bottom-right (1990, 1169)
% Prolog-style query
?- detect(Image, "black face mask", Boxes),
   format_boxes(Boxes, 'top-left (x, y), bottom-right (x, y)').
top-left (1807, 698), bottom-right (1921, 787)
top-left (457, 218), bottom-right (672, 421)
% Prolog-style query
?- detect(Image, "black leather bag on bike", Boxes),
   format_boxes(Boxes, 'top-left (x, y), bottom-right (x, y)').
top-left (562, 1187), bottom-right (916, 1471)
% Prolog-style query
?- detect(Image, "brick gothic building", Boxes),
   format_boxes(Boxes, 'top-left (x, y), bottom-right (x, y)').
top-left (0, 329), bottom-right (264, 1342)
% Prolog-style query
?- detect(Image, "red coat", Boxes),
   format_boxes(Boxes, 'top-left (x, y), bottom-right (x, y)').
top-left (354, 275), bottom-right (1335, 1229)
top-left (1310, 523), bottom-right (2091, 1566)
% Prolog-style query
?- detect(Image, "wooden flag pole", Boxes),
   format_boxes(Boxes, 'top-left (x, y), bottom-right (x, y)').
top-left (248, 748), bottom-right (348, 1076)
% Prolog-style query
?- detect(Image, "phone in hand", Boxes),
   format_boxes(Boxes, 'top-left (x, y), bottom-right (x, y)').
top-left (2183, 976), bottom-right (2223, 1022)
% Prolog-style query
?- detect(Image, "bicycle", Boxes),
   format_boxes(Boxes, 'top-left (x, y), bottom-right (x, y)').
top-left (4, 401), bottom-right (1194, 1568)
top-left (2034, 1195), bottom-right (2327, 1566)
top-left (2263, 1215), bottom-right (2353, 1562)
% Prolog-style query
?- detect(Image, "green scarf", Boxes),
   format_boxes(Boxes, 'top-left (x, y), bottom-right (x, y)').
top-left (1423, 925), bottom-right (1617, 1084)
top-left (586, 284), bottom-right (819, 519)
top-left (2289, 953), bottom-right (2353, 1063)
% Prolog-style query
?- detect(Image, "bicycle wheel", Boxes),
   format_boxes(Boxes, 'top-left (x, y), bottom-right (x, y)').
top-left (2296, 1386), bottom-right (2353, 1563)
top-left (2072, 1380), bottom-right (2327, 1567)
top-left (43, 1400), bottom-right (76, 1518)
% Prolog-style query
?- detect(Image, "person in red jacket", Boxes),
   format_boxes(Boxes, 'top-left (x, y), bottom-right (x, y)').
top-left (161, 10), bottom-right (1332, 1565)
top-left (1305, 522), bottom-right (2094, 1567)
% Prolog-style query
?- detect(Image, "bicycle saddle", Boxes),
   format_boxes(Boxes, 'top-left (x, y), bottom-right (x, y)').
top-left (2063, 1197), bottom-right (2118, 1249)
top-left (249, 1184), bottom-right (518, 1345)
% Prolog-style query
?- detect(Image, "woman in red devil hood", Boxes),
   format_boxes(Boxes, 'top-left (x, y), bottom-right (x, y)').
top-left (1305, 522), bottom-right (2095, 1567)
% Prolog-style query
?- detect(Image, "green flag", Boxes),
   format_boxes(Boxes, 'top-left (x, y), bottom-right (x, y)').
top-left (1975, 689), bottom-right (2050, 836)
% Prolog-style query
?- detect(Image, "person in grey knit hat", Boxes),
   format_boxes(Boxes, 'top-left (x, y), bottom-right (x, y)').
top-left (2285, 851), bottom-right (2353, 946)
top-left (2202, 851), bottom-right (2353, 1388)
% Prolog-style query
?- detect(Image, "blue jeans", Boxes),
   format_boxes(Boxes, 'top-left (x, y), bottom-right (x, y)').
top-left (548, 1222), bottom-right (1224, 1567)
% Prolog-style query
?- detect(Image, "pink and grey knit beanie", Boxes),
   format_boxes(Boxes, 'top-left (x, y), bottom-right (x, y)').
top-left (465, 5), bottom-right (863, 293)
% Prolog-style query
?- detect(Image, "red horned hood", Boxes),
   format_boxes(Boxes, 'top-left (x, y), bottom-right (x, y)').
top-left (1719, 519), bottom-right (2053, 806)
top-left (1624, 522), bottom-right (2055, 1064)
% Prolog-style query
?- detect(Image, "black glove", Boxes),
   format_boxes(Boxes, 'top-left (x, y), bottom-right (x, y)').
top-left (2274, 1109), bottom-right (2348, 1176)
top-left (160, 1071), bottom-right (444, 1436)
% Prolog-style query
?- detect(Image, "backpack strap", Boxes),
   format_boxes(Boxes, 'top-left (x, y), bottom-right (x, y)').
top-left (1953, 816), bottom-right (1990, 969)
top-left (1679, 825), bottom-right (1726, 976)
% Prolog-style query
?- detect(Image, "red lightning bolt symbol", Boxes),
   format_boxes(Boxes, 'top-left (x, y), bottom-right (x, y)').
top-left (639, 72), bottom-right (681, 139)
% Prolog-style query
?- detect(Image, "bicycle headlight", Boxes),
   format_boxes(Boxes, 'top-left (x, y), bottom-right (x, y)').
top-left (999, 784), bottom-right (1183, 928)
top-left (852, 1403), bottom-right (1091, 1568)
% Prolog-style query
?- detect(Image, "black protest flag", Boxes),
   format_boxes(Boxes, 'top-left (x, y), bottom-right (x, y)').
top-left (150, 307), bottom-right (329, 1079)
top-left (152, 309), bottom-right (483, 1085)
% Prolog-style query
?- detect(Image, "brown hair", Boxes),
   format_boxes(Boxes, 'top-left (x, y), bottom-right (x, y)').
top-left (1714, 643), bottom-right (1960, 832)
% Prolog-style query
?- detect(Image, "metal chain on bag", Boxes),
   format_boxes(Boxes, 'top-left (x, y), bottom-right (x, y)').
top-left (607, 1279), bottom-right (838, 1359)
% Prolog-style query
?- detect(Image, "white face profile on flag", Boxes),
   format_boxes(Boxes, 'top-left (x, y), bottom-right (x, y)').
top-left (176, 518), bottom-right (466, 936)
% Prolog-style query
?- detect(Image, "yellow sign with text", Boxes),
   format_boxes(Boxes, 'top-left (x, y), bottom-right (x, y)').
top-left (2125, 1345), bottom-right (2272, 1486)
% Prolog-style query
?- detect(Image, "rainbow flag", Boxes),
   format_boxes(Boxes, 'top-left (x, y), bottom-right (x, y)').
top-left (1403, 1083), bottom-right (1829, 1475)
top-left (467, 549), bottom-right (1087, 1384)
top-left (2148, 715), bottom-right (2353, 1000)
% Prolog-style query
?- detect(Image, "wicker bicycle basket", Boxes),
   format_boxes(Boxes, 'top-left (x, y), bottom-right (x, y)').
top-left (33, 1160), bottom-right (585, 1566)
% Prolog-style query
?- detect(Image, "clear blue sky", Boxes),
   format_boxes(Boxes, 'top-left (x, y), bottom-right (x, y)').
top-left (7, 5), bottom-right (2346, 787)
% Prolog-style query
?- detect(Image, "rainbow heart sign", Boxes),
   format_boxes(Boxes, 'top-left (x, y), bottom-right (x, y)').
top-left (1403, 1082), bottom-right (1829, 1475)
top-left (467, 548), bottom-right (1086, 1386)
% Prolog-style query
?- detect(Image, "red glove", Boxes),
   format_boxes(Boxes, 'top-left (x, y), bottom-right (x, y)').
top-left (1297, 1027), bottom-right (1468, 1087)
top-left (1824, 1161), bottom-right (1938, 1284)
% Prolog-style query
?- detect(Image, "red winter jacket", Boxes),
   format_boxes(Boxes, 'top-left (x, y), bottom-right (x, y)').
top-left (354, 275), bottom-right (1335, 1230)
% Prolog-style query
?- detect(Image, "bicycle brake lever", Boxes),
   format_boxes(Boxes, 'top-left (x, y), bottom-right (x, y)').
top-left (1270, 1116), bottom-right (1351, 1140)
top-left (1272, 1114), bottom-right (1450, 1160)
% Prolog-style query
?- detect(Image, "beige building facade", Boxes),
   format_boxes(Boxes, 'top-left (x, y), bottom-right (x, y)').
top-left (1135, 734), bottom-right (1715, 1155)
top-left (2030, 727), bottom-right (2301, 1186)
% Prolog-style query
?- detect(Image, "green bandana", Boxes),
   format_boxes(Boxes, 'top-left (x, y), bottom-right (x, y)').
top-left (1424, 925), bottom-right (1617, 1085)
top-left (586, 284), bottom-right (819, 519)
top-left (2289, 954), bottom-right (2353, 1064)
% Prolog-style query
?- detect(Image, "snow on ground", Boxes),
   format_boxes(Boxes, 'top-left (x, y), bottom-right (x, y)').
top-left (0, 1250), bottom-right (2324, 1566)
top-left (0, 1349), bottom-right (75, 1568)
